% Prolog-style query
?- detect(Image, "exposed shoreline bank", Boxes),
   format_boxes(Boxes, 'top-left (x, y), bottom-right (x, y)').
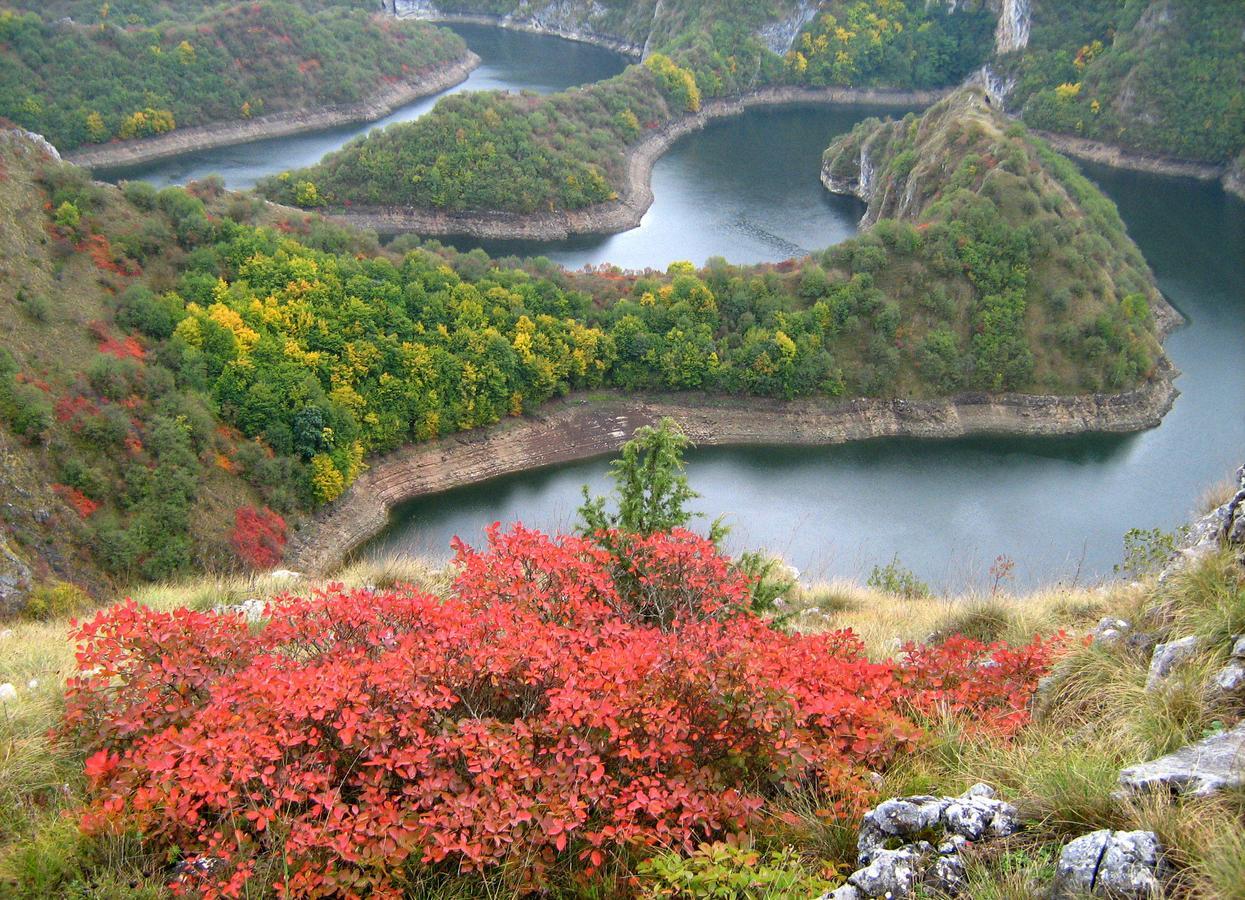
top-left (285, 364), bottom-right (1179, 573)
top-left (324, 85), bottom-right (947, 238)
top-left (392, 8), bottom-right (644, 58)
top-left (1036, 131), bottom-right (1244, 200)
top-left (63, 53), bottom-right (481, 171)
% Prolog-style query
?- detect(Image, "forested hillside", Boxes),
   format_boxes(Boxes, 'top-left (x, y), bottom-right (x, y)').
top-left (0, 1), bottom-right (466, 152)
top-left (1003, 0), bottom-right (1245, 164)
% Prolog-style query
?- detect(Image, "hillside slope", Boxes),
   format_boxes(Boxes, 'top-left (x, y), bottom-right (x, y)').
top-left (262, 0), bottom-right (996, 215)
top-left (1001, 0), bottom-right (1245, 167)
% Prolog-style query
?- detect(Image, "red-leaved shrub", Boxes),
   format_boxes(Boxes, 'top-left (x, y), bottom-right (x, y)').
top-left (64, 525), bottom-right (1057, 897)
top-left (230, 506), bottom-right (287, 570)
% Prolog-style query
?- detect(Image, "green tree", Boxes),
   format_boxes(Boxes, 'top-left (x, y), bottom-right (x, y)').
top-left (578, 418), bottom-right (713, 537)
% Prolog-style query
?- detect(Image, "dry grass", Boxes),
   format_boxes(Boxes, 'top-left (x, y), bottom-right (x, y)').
top-left (783, 577), bottom-right (1144, 659)
top-left (1198, 476), bottom-right (1240, 516)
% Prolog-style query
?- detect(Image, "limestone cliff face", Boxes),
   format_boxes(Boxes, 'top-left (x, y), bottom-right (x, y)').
top-left (1226, 151), bottom-right (1245, 201)
top-left (392, 0), bottom-right (834, 60)
top-left (993, 0), bottom-right (1030, 54)
top-left (391, 0), bottom-right (650, 56)
top-left (756, 0), bottom-right (819, 55)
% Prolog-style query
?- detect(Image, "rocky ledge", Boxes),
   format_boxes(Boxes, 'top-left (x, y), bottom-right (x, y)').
top-left (63, 53), bottom-right (480, 170)
top-left (1035, 130), bottom-right (1240, 198)
top-left (326, 85), bottom-right (948, 239)
top-left (388, 1), bottom-right (644, 58)
top-left (286, 367), bottom-right (1177, 573)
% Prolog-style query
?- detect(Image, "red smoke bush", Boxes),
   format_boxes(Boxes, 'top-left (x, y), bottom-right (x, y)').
top-left (63, 525), bottom-right (1057, 897)
top-left (229, 506), bottom-right (287, 570)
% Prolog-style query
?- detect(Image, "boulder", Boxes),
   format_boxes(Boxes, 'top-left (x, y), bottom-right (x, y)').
top-left (1052, 830), bottom-right (1167, 898)
top-left (848, 848), bottom-right (922, 898)
top-left (1210, 660), bottom-right (1245, 697)
top-left (942, 795), bottom-right (1019, 842)
top-left (0, 535), bottom-right (32, 618)
top-left (1118, 720), bottom-right (1245, 798)
top-left (842, 784), bottom-right (1017, 897)
top-left (857, 796), bottom-right (946, 863)
top-left (1091, 617), bottom-right (1133, 649)
top-left (1144, 636), bottom-right (1201, 692)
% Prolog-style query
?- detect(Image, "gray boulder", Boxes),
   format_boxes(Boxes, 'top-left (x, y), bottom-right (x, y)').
top-left (857, 796), bottom-right (946, 864)
top-left (1052, 830), bottom-right (1167, 898)
top-left (818, 886), bottom-right (861, 900)
top-left (942, 795), bottom-right (1019, 842)
top-left (924, 852), bottom-right (967, 895)
top-left (0, 535), bottom-right (32, 618)
top-left (1211, 660), bottom-right (1245, 697)
top-left (848, 848), bottom-right (922, 898)
top-left (1118, 720), bottom-right (1245, 798)
top-left (1145, 636), bottom-right (1202, 692)
top-left (1091, 617), bottom-right (1133, 649)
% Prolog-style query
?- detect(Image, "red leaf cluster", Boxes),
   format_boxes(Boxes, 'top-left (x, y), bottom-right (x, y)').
top-left (63, 526), bottom-right (1057, 897)
top-left (230, 506), bottom-right (287, 571)
top-left (52, 483), bottom-right (100, 518)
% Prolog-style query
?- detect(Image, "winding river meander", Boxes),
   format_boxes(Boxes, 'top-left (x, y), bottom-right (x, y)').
top-left (102, 24), bottom-right (1245, 590)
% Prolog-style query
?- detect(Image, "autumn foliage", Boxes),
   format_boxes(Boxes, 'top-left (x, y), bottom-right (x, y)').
top-left (63, 526), bottom-right (1057, 897)
top-left (229, 505), bottom-right (287, 570)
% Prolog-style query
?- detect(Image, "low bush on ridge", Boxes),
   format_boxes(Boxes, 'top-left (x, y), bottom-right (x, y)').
top-left (62, 524), bottom-right (1058, 896)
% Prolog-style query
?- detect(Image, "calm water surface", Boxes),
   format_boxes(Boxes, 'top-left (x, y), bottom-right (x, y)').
top-left (107, 26), bottom-right (1245, 588)
top-left (372, 159), bottom-right (1245, 590)
top-left (97, 24), bottom-right (628, 189)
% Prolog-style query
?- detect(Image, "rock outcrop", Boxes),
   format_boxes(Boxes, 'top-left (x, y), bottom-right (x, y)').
top-left (1144, 635), bottom-right (1203, 692)
top-left (392, 0), bottom-right (645, 57)
top-left (992, 0), bottom-right (1030, 54)
top-left (0, 535), bottom-right (32, 619)
top-left (1163, 463), bottom-right (1245, 577)
top-left (1052, 830), bottom-right (1169, 899)
top-left (821, 783), bottom-right (1018, 899)
top-left (1118, 721), bottom-right (1245, 799)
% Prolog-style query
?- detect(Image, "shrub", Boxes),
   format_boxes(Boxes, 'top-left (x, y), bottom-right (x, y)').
top-left (63, 525), bottom-right (1057, 896)
top-left (867, 555), bottom-right (931, 599)
top-left (23, 581), bottom-right (93, 621)
top-left (229, 505), bottom-right (286, 571)
top-left (0, 376), bottom-right (53, 440)
top-left (638, 841), bottom-right (832, 898)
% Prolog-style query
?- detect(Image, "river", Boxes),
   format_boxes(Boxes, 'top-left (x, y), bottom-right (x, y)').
top-left (106, 24), bottom-right (1245, 590)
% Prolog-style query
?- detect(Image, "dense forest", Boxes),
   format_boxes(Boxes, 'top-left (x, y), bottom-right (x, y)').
top-left (260, 0), bottom-right (997, 213)
top-left (0, 84), bottom-right (1163, 586)
top-left (1003, 0), bottom-right (1245, 164)
top-left (0, 1), bottom-right (466, 152)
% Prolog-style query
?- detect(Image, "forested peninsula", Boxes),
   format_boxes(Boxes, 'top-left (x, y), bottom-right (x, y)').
top-left (0, 78), bottom-right (1172, 591)
top-left (0, 0), bottom-right (468, 156)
